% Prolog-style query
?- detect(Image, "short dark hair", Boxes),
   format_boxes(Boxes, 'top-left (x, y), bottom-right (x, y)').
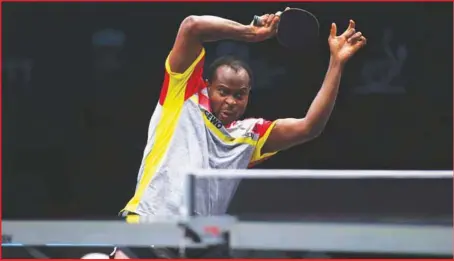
top-left (206, 55), bottom-right (254, 88)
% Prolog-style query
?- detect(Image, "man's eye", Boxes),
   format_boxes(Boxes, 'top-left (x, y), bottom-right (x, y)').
top-left (234, 93), bottom-right (244, 99)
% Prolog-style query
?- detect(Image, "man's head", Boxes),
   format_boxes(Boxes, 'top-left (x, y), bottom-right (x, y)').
top-left (206, 56), bottom-right (253, 125)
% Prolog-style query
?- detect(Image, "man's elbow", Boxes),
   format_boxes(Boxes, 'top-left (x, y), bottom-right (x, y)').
top-left (308, 128), bottom-right (323, 140)
top-left (297, 122), bottom-right (324, 142)
top-left (180, 15), bottom-right (202, 35)
top-left (304, 128), bottom-right (323, 141)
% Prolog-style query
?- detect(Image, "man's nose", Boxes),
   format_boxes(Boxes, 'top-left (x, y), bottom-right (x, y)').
top-left (225, 96), bottom-right (236, 106)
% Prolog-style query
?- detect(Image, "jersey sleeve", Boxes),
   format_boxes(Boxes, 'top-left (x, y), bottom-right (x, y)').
top-left (158, 48), bottom-right (206, 107)
top-left (249, 119), bottom-right (279, 167)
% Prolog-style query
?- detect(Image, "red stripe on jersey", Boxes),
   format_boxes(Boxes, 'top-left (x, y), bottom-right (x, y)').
top-left (198, 91), bottom-right (211, 111)
top-left (225, 121), bottom-right (236, 128)
top-left (252, 119), bottom-right (273, 138)
top-left (184, 55), bottom-right (206, 101)
top-left (159, 71), bottom-right (170, 105)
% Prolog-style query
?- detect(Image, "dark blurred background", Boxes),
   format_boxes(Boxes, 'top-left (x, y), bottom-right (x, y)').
top-left (2, 2), bottom-right (452, 220)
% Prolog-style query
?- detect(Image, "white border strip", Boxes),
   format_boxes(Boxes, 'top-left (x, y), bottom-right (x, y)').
top-left (230, 221), bottom-right (453, 255)
top-left (187, 169), bottom-right (453, 179)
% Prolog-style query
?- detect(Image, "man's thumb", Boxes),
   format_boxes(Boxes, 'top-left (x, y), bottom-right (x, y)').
top-left (330, 23), bottom-right (337, 38)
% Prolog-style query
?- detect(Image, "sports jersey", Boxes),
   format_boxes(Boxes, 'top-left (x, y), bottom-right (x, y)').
top-left (123, 48), bottom-right (279, 216)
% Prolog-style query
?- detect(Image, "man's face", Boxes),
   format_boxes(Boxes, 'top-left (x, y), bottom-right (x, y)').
top-left (207, 65), bottom-right (251, 125)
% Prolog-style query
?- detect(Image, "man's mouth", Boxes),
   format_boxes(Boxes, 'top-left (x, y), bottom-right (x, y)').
top-left (220, 111), bottom-right (234, 118)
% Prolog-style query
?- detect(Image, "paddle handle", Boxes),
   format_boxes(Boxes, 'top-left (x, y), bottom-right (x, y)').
top-left (253, 11), bottom-right (283, 27)
top-left (252, 15), bottom-right (264, 26)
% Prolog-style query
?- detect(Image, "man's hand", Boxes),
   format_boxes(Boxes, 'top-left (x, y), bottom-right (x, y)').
top-left (249, 12), bottom-right (281, 42)
top-left (328, 20), bottom-right (367, 65)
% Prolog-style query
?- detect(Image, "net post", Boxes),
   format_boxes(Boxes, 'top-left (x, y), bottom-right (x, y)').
top-left (182, 170), bottom-right (196, 219)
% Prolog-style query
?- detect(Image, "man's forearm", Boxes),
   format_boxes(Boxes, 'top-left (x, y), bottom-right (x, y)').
top-left (303, 57), bottom-right (344, 135)
top-left (168, 15), bottom-right (260, 73)
top-left (188, 15), bottom-right (257, 43)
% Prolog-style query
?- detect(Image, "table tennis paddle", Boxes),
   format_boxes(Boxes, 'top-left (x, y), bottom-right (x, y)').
top-left (253, 8), bottom-right (320, 50)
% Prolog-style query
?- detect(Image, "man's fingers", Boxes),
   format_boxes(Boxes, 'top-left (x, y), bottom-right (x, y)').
top-left (342, 27), bottom-right (356, 39)
top-left (341, 20), bottom-right (356, 39)
top-left (359, 36), bottom-right (367, 45)
top-left (272, 15), bottom-right (280, 26)
top-left (270, 15), bottom-right (280, 33)
top-left (353, 36), bottom-right (367, 50)
top-left (347, 31), bottom-right (362, 43)
top-left (266, 14), bottom-right (275, 25)
top-left (262, 14), bottom-right (270, 25)
top-left (330, 23), bottom-right (337, 38)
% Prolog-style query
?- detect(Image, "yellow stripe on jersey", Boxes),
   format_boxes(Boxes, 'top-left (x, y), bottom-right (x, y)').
top-left (202, 115), bottom-right (256, 146)
top-left (250, 121), bottom-right (278, 163)
top-left (123, 49), bottom-right (206, 212)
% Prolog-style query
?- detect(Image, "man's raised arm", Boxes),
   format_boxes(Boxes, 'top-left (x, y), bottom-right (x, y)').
top-left (169, 14), bottom-right (280, 73)
top-left (262, 20), bottom-right (367, 154)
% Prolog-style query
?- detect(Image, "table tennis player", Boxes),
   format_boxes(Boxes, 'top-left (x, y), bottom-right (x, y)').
top-left (111, 9), bottom-right (366, 259)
